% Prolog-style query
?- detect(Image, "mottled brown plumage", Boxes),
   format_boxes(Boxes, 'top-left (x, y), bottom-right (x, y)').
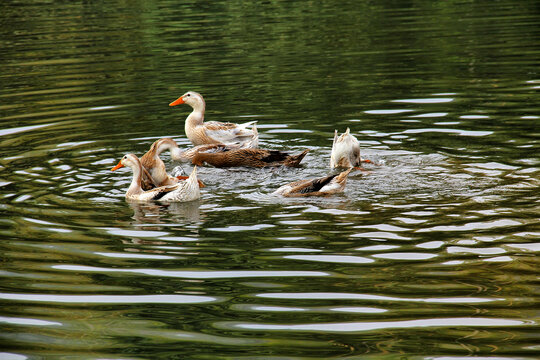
top-left (140, 138), bottom-right (205, 190)
top-left (273, 168), bottom-right (352, 197)
top-left (191, 148), bottom-right (309, 168)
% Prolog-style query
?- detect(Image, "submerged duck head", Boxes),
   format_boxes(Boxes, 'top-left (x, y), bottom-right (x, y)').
top-left (330, 128), bottom-right (361, 169)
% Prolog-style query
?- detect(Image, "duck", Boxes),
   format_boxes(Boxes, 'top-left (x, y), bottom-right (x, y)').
top-left (111, 153), bottom-right (200, 202)
top-left (191, 148), bottom-right (309, 168)
top-left (169, 91), bottom-right (258, 148)
top-left (140, 138), bottom-right (205, 189)
top-left (170, 142), bottom-right (243, 163)
top-left (330, 128), bottom-right (361, 169)
top-left (272, 168), bottom-right (352, 197)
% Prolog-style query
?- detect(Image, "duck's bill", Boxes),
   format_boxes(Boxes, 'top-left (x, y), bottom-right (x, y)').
top-left (111, 162), bottom-right (124, 171)
top-left (169, 97), bottom-right (184, 106)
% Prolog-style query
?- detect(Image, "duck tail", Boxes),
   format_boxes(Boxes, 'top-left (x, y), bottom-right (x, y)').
top-left (334, 167), bottom-right (353, 185)
top-left (186, 165), bottom-right (199, 187)
top-left (189, 166), bottom-right (206, 188)
top-left (187, 166), bottom-right (202, 191)
top-left (176, 174), bottom-right (205, 188)
top-left (241, 120), bottom-right (258, 128)
top-left (248, 123), bottom-right (259, 148)
top-left (286, 149), bottom-right (310, 167)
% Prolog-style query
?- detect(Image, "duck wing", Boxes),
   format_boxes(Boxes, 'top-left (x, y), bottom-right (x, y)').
top-left (257, 150), bottom-right (290, 162)
top-left (250, 149), bottom-right (308, 167)
top-left (296, 174), bottom-right (338, 194)
top-left (198, 143), bottom-right (233, 154)
top-left (203, 121), bottom-right (258, 147)
top-left (149, 183), bottom-right (181, 200)
top-left (175, 143), bottom-right (231, 162)
top-left (141, 166), bottom-right (159, 190)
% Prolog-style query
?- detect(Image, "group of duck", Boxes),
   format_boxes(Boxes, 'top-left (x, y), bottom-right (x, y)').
top-left (111, 91), bottom-right (372, 202)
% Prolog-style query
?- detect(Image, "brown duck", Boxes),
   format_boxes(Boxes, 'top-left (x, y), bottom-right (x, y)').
top-left (139, 138), bottom-right (205, 190)
top-left (272, 168), bottom-right (352, 197)
top-left (191, 148), bottom-right (309, 168)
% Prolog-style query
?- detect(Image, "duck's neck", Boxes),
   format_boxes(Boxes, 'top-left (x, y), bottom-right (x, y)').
top-left (170, 146), bottom-right (187, 162)
top-left (185, 103), bottom-right (205, 135)
top-left (127, 161), bottom-right (144, 197)
top-left (150, 155), bottom-right (168, 185)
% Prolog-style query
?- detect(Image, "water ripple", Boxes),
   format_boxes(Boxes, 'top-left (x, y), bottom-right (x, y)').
top-left (1, 0), bottom-right (538, 358)
top-left (53, 265), bottom-right (329, 279)
top-left (256, 292), bottom-right (503, 304)
top-left (0, 293), bottom-right (220, 304)
top-left (285, 255), bottom-right (375, 264)
top-left (224, 317), bottom-right (532, 333)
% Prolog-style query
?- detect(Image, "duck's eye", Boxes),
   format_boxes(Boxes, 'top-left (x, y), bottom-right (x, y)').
top-left (187, 93), bottom-right (191, 97)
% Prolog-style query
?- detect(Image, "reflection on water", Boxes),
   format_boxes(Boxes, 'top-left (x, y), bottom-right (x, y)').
top-left (128, 200), bottom-right (202, 224)
top-left (1, 0), bottom-right (539, 359)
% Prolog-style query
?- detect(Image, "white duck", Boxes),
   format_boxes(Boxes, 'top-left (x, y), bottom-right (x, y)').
top-left (111, 153), bottom-right (200, 202)
top-left (273, 168), bottom-right (352, 197)
top-left (169, 91), bottom-right (258, 148)
top-left (330, 128), bottom-right (362, 169)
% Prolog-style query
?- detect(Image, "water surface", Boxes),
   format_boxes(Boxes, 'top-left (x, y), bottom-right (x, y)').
top-left (1, 0), bottom-right (539, 359)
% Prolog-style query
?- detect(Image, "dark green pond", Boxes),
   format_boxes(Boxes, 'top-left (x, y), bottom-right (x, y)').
top-left (1, 1), bottom-right (539, 359)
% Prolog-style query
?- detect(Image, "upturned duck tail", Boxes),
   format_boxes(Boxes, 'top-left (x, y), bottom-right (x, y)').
top-left (285, 149), bottom-right (310, 167)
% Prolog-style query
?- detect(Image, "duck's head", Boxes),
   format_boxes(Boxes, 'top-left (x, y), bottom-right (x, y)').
top-left (111, 153), bottom-right (140, 171)
top-left (169, 91), bottom-right (205, 110)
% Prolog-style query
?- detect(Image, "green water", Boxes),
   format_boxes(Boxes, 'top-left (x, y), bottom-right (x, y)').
top-left (0, 0), bottom-right (539, 359)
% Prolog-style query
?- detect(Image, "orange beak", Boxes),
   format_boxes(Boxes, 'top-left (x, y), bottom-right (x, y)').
top-left (111, 162), bottom-right (124, 171)
top-left (169, 97), bottom-right (185, 106)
